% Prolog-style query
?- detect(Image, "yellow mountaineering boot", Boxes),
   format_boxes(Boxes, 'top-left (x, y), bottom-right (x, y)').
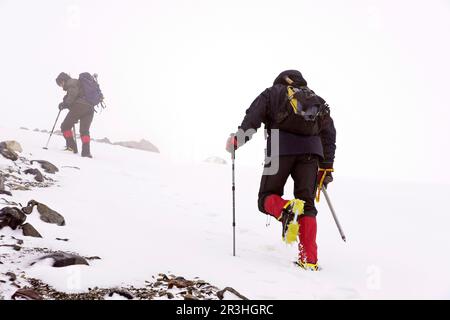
top-left (295, 261), bottom-right (320, 271)
top-left (278, 199), bottom-right (305, 244)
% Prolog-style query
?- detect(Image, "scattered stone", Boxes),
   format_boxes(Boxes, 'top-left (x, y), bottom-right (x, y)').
top-left (183, 293), bottom-right (199, 300)
top-left (0, 145), bottom-right (19, 161)
top-left (0, 198), bottom-right (17, 205)
top-left (84, 256), bottom-right (101, 261)
top-left (33, 128), bottom-right (40, 132)
top-left (0, 207), bottom-right (27, 230)
top-left (56, 238), bottom-right (69, 242)
top-left (216, 287), bottom-right (248, 300)
top-left (12, 289), bottom-right (43, 300)
top-left (21, 203), bottom-right (34, 215)
top-left (35, 202), bottom-right (65, 226)
top-left (109, 289), bottom-right (134, 300)
top-left (20, 127), bottom-right (29, 131)
top-left (24, 168), bottom-right (44, 182)
top-left (11, 236), bottom-right (24, 245)
top-left (6, 272), bottom-right (17, 282)
top-left (36, 252), bottom-right (89, 268)
top-left (31, 160), bottom-right (59, 174)
top-left (168, 277), bottom-right (194, 289)
top-left (21, 223), bottom-right (43, 238)
top-left (1, 140), bottom-right (23, 153)
top-left (61, 166), bottom-right (80, 170)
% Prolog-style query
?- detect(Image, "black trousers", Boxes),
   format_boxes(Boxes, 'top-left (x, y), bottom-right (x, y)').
top-left (258, 154), bottom-right (319, 216)
top-left (61, 104), bottom-right (94, 137)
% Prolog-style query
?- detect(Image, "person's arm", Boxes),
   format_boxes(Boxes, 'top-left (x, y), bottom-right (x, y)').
top-left (62, 81), bottom-right (80, 108)
top-left (238, 88), bottom-right (269, 137)
top-left (226, 89), bottom-right (270, 153)
top-left (319, 113), bottom-right (336, 169)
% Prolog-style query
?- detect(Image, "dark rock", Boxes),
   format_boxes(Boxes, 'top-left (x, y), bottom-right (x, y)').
top-left (24, 168), bottom-right (44, 182)
top-left (37, 252), bottom-right (89, 268)
top-left (85, 256), bottom-right (101, 261)
top-left (36, 202), bottom-right (65, 226)
top-left (0, 190), bottom-right (12, 196)
top-left (216, 287), bottom-right (248, 300)
top-left (183, 293), bottom-right (199, 300)
top-left (168, 278), bottom-right (194, 289)
top-left (31, 160), bottom-right (59, 174)
top-left (109, 289), bottom-right (134, 300)
top-left (21, 223), bottom-right (42, 238)
top-left (56, 238), bottom-right (69, 242)
top-left (12, 289), bottom-right (43, 300)
top-left (20, 127), bottom-right (29, 131)
top-left (0, 145), bottom-right (18, 161)
top-left (33, 128), bottom-right (40, 132)
top-left (6, 272), bottom-right (17, 281)
top-left (0, 207), bottom-right (27, 230)
top-left (21, 203), bottom-right (35, 215)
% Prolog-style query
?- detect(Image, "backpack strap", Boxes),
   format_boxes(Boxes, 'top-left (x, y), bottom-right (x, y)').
top-left (287, 86), bottom-right (299, 113)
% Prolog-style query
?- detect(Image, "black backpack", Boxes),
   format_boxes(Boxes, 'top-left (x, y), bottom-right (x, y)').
top-left (275, 86), bottom-right (329, 136)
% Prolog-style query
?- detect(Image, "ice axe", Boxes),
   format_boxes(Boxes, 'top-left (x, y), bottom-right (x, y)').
top-left (43, 110), bottom-right (62, 150)
top-left (322, 187), bottom-right (347, 242)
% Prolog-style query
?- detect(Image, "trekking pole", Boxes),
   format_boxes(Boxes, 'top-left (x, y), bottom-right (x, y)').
top-left (43, 110), bottom-right (62, 150)
top-left (231, 147), bottom-right (236, 256)
top-left (72, 125), bottom-right (78, 152)
top-left (322, 187), bottom-right (347, 242)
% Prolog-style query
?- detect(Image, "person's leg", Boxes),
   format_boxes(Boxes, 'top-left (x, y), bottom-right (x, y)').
top-left (257, 156), bottom-right (296, 220)
top-left (60, 110), bottom-right (80, 153)
top-left (79, 109), bottom-right (94, 158)
top-left (291, 154), bottom-right (319, 265)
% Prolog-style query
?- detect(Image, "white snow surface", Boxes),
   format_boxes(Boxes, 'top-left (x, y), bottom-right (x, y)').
top-left (1, 126), bottom-right (450, 299)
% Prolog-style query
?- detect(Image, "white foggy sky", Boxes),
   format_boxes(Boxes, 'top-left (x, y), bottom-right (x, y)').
top-left (1, 0), bottom-right (449, 183)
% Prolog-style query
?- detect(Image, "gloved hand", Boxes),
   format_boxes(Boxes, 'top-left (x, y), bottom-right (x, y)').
top-left (315, 167), bottom-right (333, 202)
top-left (225, 134), bottom-right (238, 153)
top-left (317, 168), bottom-right (334, 187)
top-left (58, 103), bottom-right (66, 110)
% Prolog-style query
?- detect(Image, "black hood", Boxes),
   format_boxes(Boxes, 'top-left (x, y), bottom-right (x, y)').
top-left (273, 70), bottom-right (307, 87)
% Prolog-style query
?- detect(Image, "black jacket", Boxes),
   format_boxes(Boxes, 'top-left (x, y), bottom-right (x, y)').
top-left (238, 70), bottom-right (336, 168)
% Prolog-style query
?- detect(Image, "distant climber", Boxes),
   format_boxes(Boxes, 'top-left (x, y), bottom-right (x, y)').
top-left (56, 72), bottom-right (103, 158)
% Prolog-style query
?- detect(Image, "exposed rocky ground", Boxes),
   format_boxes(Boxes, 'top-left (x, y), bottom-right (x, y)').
top-left (20, 127), bottom-right (160, 154)
top-left (0, 137), bottom-right (245, 300)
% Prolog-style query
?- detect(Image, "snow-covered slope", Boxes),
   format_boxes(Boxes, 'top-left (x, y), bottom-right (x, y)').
top-left (1, 126), bottom-right (450, 299)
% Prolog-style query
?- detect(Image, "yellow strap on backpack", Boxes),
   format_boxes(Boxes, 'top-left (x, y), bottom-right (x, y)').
top-left (287, 86), bottom-right (298, 113)
top-left (316, 168), bottom-right (334, 202)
